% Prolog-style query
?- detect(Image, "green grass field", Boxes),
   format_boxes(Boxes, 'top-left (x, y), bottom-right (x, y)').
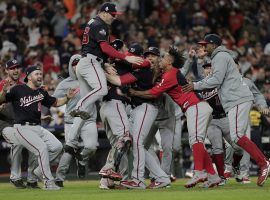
top-left (0, 178), bottom-right (270, 200)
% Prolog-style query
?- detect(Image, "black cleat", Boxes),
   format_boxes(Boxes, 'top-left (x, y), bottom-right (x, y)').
top-left (10, 179), bottom-right (26, 189)
top-left (26, 182), bottom-right (41, 189)
top-left (70, 109), bottom-right (90, 120)
top-left (77, 161), bottom-right (86, 179)
top-left (55, 180), bottom-right (64, 187)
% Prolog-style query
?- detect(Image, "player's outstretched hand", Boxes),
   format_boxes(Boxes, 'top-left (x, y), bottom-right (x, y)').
top-left (2, 79), bottom-right (11, 92)
top-left (41, 115), bottom-right (54, 123)
top-left (125, 56), bottom-right (144, 65)
top-left (188, 47), bottom-right (196, 59)
top-left (67, 88), bottom-right (77, 99)
top-left (104, 63), bottom-right (117, 75)
top-left (182, 83), bottom-right (194, 93)
top-left (259, 107), bottom-right (270, 116)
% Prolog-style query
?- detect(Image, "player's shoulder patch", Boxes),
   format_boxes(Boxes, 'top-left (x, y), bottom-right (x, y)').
top-left (88, 19), bottom-right (95, 25)
top-left (99, 29), bottom-right (107, 36)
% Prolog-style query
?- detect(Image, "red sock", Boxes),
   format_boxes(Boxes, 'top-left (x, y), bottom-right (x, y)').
top-left (204, 149), bottom-right (216, 175)
top-left (192, 143), bottom-right (205, 171)
top-left (212, 153), bottom-right (225, 177)
top-left (237, 136), bottom-right (266, 168)
top-left (232, 153), bottom-right (243, 168)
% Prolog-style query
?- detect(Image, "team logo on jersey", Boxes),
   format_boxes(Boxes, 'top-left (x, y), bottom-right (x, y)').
top-left (129, 48), bottom-right (135, 53)
top-left (200, 88), bottom-right (218, 100)
top-left (99, 29), bottom-right (107, 36)
top-left (183, 101), bottom-right (189, 109)
top-left (157, 79), bottom-right (164, 88)
top-left (20, 93), bottom-right (44, 107)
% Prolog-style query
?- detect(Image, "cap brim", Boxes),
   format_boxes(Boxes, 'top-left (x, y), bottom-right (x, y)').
top-left (7, 64), bottom-right (21, 69)
top-left (143, 51), bottom-right (159, 57)
top-left (110, 11), bottom-right (123, 15)
top-left (197, 40), bottom-right (209, 45)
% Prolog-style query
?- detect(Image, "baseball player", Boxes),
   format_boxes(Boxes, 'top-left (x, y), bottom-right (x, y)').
top-left (0, 66), bottom-right (76, 190)
top-left (0, 59), bottom-right (39, 189)
top-left (106, 43), bottom-right (171, 189)
top-left (53, 54), bottom-right (99, 187)
top-left (129, 46), bottom-right (221, 188)
top-left (224, 61), bottom-right (270, 183)
top-left (183, 33), bottom-right (270, 187)
top-left (144, 47), bottom-right (185, 181)
top-left (66, 2), bottom-right (144, 157)
top-left (98, 39), bottom-right (132, 189)
top-left (142, 47), bottom-right (177, 179)
top-left (197, 62), bottom-right (243, 185)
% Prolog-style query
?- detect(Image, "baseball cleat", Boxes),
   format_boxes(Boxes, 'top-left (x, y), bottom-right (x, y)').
top-left (99, 169), bottom-right (123, 181)
top-left (10, 179), bottom-right (26, 189)
top-left (201, 173), bottom-right (221, 188)
top-left (99, 178), bottom-right (115, 189)
top-left (70, 109), bottom-right (90, 120)
top-left (257, 160), bottom-right (270, 186)
top-left (26, 182), bottom-right (41, 189)
top-left (224, 171), bottom-right (232, 179)
top-left (242, 177), bottom-right (251, 184)
top-left (55, 180), bottom-right (64, 187)
top-left (43, 180), bottom-right (61, 190)
top-left (77, 161), bottom-right (86, 179)
top-left (147, 181), bottom-right (170, 189)
top-left (120, 180), bottom-right (146, 189)
top-left (170, 174), bottom-right (177, 182)
top-left (184, 170), bottom-right (207, 188)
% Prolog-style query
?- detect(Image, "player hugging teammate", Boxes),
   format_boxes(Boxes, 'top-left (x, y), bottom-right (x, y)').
top-left (1, 1), bottom-right (270, 191)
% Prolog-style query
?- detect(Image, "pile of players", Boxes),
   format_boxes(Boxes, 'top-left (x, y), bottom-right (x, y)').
top-left (1, 2), bottom-right (270, 191)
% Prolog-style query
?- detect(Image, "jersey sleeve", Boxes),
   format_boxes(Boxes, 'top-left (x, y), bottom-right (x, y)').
top-left (41, 90), bottom-right (57, 107)
top-left (149, 74), bottom-right (176, 97)
top-left (92, 24), bottom-right (109, 43)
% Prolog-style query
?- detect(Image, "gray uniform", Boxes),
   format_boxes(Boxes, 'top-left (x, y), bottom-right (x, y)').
top-left (99, 99), bottom-right (130, 177)
top-left (0, 87), bottom-right (37, 183)
top-left (194, 46), bottom-right (254, 143)
top-left (54, 55), bottom-right (98, 181)
top-left (194, 46), bottom-right (269, 181)
top-left (225, 77), bottom-right (268, 179)
top-left (67, 16), bottom-right (110, 151)
top-left (145, 94), bottom-right (177, 176)
top-left (130, 102), bottom-right (170, 186)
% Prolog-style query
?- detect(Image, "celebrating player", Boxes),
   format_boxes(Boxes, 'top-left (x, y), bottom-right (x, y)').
top-left (183, 34), bottom-right (270, 187)
top-left (0, 66), bottom-right (76, 190)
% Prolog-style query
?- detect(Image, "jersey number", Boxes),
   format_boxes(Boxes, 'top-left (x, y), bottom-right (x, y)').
top-left (82, 27), bottom-right (90, 45)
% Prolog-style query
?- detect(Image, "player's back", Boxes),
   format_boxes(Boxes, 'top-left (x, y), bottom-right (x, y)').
top-left (81, 16), bottom-right (109, 59)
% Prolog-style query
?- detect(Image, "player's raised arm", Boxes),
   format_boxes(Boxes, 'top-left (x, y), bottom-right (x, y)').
top-left (0, 80), bottom-right (10, 103)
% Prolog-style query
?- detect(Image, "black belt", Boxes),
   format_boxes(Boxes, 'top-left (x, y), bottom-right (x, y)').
top-left (82, 54), bottom-right (103, 63)
top-left (212, 113), bottom-right (226, 119)
top-left (20, 122), bottom-right (40, 126)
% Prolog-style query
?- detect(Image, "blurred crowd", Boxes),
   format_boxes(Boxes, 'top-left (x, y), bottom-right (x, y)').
top-left (0, 0), bottom-right (270, 129)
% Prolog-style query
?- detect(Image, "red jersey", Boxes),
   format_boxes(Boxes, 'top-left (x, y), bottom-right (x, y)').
top-left (149, 67), bottom-right (201, 112)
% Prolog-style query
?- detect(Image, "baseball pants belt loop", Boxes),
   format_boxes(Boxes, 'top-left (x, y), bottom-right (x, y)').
top-left (20, 122), bottom-right (40, 126)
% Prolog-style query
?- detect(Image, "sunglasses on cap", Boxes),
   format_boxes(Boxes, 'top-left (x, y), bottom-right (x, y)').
top-left (72, 58), bottom-right (80, 66)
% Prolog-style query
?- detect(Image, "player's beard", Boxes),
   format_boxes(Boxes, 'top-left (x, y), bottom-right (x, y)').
top-left (34, 79), bottom-right (43, 88)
